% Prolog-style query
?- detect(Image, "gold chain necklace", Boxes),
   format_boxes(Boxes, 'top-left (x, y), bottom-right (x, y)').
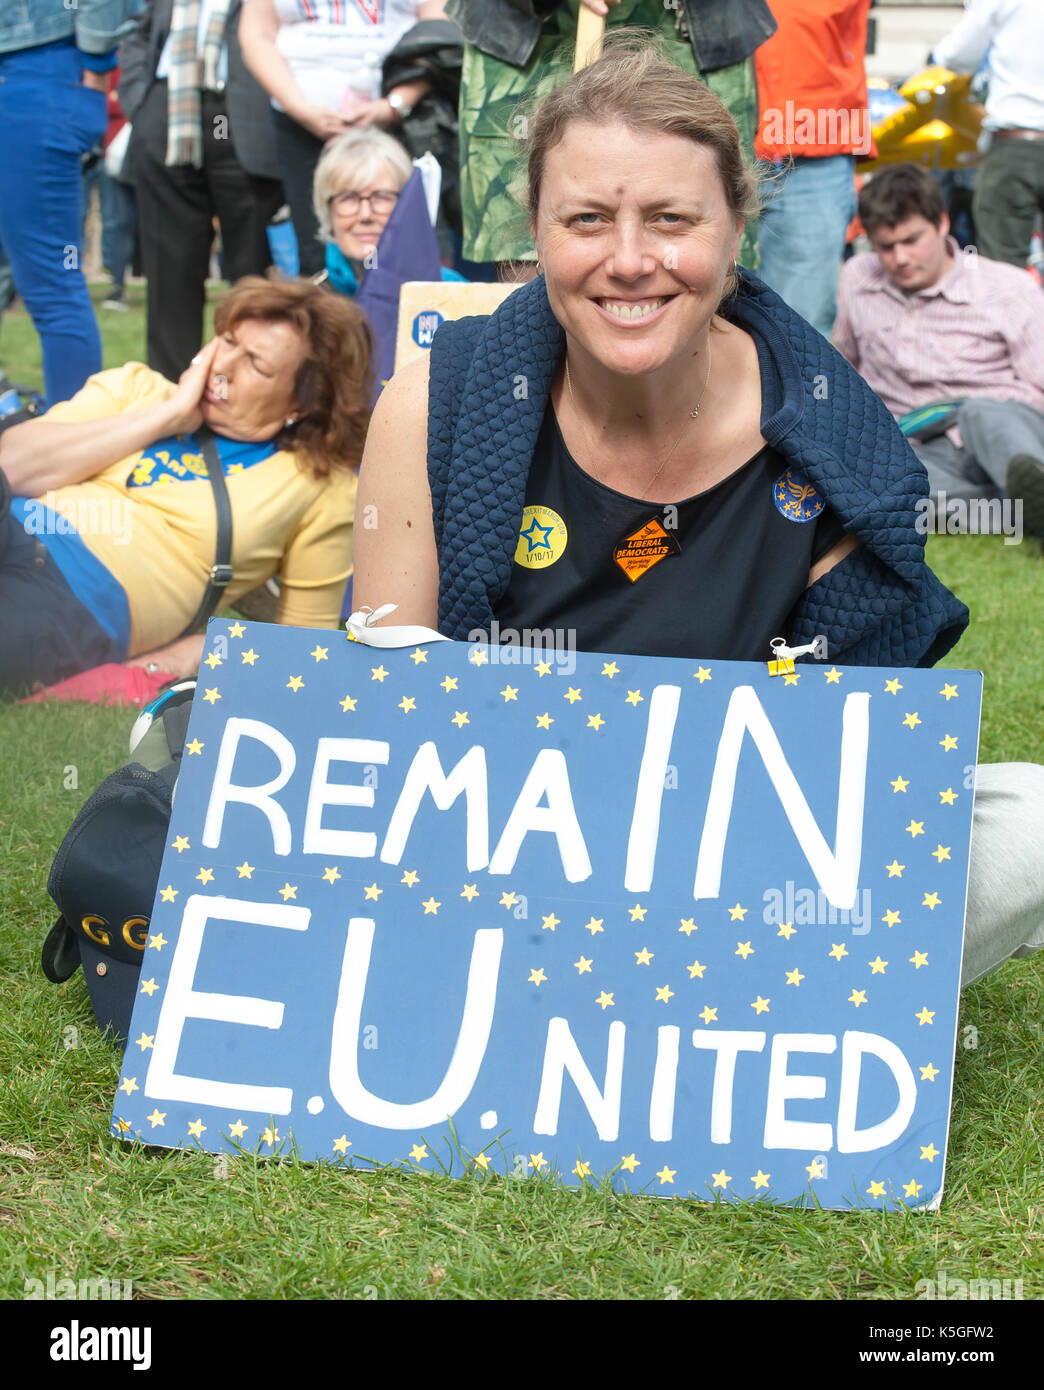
top-left (563, 343), bottom-right (713, 501)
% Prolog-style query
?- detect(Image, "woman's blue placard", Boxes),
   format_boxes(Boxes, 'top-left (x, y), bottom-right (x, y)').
top-left (112, 619), bottom-right (982, 1211)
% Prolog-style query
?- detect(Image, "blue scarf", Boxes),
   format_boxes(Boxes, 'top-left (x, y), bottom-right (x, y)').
top-left (324, 242), bottom-right (360, 297)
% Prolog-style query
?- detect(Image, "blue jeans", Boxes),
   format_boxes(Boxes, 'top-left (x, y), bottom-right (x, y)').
top-left (0, 40), bottom-right (107, 404)
top-left (756, 154), bottom-right (857, 340)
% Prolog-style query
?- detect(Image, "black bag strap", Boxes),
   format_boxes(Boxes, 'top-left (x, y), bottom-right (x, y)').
top-left (179, 424), bottom-right (234, 639)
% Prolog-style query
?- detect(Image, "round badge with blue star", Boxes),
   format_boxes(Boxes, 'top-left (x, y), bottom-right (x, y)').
top-left (514, 505), bottom-right (568, 569)
top-left (773, 467), bottom-right (825, 522)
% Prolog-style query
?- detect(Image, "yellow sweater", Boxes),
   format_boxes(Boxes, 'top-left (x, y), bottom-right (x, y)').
top-left (41, 364), bottom-right (357, 655)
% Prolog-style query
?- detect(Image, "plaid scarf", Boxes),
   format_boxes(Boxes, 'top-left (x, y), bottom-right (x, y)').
top-left (165, 0), bottom-right (233, 168)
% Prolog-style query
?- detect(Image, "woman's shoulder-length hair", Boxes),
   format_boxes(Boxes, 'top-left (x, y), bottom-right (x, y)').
top-left (213, 275), bottom-right (374, 480)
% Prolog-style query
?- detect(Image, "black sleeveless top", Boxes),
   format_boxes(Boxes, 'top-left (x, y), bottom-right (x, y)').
top-left (493, 403), bottom-right (847, 661)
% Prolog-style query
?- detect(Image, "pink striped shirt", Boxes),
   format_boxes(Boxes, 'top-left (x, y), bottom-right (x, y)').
top-left (833, 241), bottom-right (1044, 418)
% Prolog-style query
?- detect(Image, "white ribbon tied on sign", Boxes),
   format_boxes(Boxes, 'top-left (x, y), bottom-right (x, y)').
top-left (345, 604), bottom-right (450, 650)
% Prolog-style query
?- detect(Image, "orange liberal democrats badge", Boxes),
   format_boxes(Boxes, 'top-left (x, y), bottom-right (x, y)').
top-left (612, 517), bottom-right (681, 583)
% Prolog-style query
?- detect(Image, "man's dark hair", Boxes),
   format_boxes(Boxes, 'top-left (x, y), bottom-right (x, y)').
top-left (858, 164), bottom-right (946, 236)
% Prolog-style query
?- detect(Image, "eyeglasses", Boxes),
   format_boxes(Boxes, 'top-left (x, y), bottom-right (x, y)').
top-left (328, 189), bottom-right (399, 217)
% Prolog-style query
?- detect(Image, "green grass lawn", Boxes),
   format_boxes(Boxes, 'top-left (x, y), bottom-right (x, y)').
top-left (0, 292), bottom-right (1042, 1302)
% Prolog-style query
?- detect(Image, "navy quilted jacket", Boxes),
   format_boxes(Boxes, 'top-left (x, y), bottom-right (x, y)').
top-left (427, 272), bottom-right (969, 667)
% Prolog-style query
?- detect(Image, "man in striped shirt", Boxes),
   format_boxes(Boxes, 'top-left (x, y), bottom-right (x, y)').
top-left (833, 163), bottom-right (1044, 536)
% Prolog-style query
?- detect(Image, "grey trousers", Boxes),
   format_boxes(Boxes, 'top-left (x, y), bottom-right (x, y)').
top-left (911, 397), bottom-right (1044, 504)
top-left (963, 763), bottom-right (1044, 988)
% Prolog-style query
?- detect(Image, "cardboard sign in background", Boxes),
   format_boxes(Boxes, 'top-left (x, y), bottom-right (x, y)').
top-left (112, 621), bottom-right (981, 1210)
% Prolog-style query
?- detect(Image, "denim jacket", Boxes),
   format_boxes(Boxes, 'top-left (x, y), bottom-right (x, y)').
top-left (444, 0), bottom-right (775, 72)
top-left (0, 0), bottom-right (135, 56)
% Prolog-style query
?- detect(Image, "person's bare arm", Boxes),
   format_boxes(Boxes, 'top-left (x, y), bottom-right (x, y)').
top-left (352, 353), bottom-right (439, 627)
top-left (807, 534), bottom-right (860, 588)
top-left (239, 0), bottom-right (349, 140)
top-left (0, 342), bottom-right (219, 496)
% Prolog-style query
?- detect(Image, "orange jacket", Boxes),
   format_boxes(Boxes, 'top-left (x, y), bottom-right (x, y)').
top-left (754, 0), bottom-right (873, 160)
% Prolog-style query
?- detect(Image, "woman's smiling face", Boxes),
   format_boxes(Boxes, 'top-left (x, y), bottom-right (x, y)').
top-left (533, 120), bottom-right (743, 377)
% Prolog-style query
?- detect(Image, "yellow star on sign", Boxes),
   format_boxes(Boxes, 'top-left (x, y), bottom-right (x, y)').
top-left (409, 1144), bottom-right (428, 1162)
top-left (262, 1127), bottom-right (281, 1147)
top-left (869, 956), bottom-right (888, 974)
top-left (332, 1135), bottom-right (350, 1156)
top-left (655, 984), bottom-right (675, 1003)
top-left (186, 738), bottom-right (205, 755)
top-left (916, 1007), bottom-right (935, 1026)
top-left (711, 1169), bottom-right (731, 1189)
top-left (886, 860), bottom-right (905, 877)
top-left (777, 921), bottom-right (796, 940)
top-left (535, 712), bottom-right (554, 729)
top-left (572, 1160), bottom-right (592, 1179)
top-left (601, 661), bottom-right (620, 678)
top-left (472, 1152), bottom-right (491, 1171)
top-left (829, 942), bottom-right (848, 960)
top-left (172, 835), bottom-right (190, 852)
top-left (939, 787), bottom-right (958, 805)
top-left (110, 1117), bottom-right (130, 1135)
top-left (922, 892), bottom-right (941, 911)
top-left (595, 991), bottom-right (615, 1010)
top-left (500, 685), bottom-right (518, 702)
top-left (564, 686), bottom-right (582, 704)
top-left (890, 775), bottom-right (909, 793)
top-left (278, 883), bottom-right (298, 901)
top-left (848, 989), bottom-right (868, 1007)
top-left (398, 696), bottom-right (416, 713)
top-left (629, 903), bottom-right (647, 922)
top-left (140, 978), bottom-right (158, 996)
top-left (679, 917), bottom-right (698, 935)
top-left (136, 1033), bottom-right (155, 1051)
top-left (534, 660), bottom-right (552, 676)
top-left (528, 968), bottom-right (547, 986)
top-left (625, 689), bottom-right (643, 706)
top-left (586, 713), bottom-right (606, 731)
top-left (903, 1179), bottom-right (923, 1199)
top-left (286, 675), bottom-right (305, 692)
top-left (440, 676), bottom-right (458, 692)
top-left (909, 950), bottom-right (929, 969)
top-left (159, 885), bottom-right (177, 903)
top-left (339, 694), bottom-right (357, 712)
top-left (751, 995), bottom-right (770, 1014)
top-left (785, 968), bottom-right (804, 987)
top-left (541, 913), bottom-right (560, 932)
top-left (619, 1154), bottom-right (640, 1174)
top-left (920, 1143), bottom-right (940, 1162)
top-left (824, 667), bottom-right (842, 684)
top-left (146, 1109), bottom-right (165, 1127)
top-left (931, 844), bottom-right (951, 863)
top-left (499, 890), bottom-right (518, 909)
top-left (906, 820), bottom-right (925, 838)
top-left (228, 621), bottom-right (245, 639)
top-left (939, 734), bottom-right (958, 751)
top-left (574, 956), bottom-right (593, 975)
top-left (409, 647), bottom-right (427, 664)
top-left (698, 1006), bottom-right (718, 1025)
top-left (322, 866), bottom-right (341, 884)
top-left (470, 648), bottom-right (489, 667)
top-left (728, 903), bottom-right (748, 921)
top-left (782, 671), bottom-right (801, 686)
top-left (228, 1120), bottom-right (247, 1140)
top-left (866, 1180), bottom-right (886, 1199)
top-left (687, 960), bottom-right (707, 979)
top-left (529, 1153), bottom-right (548, 1172)
top-left (148, 931), bottom-right (167, 951)
top-left (656, 1165), bottom-right (677, 1185)
top-left (584, 917), bottom-right (604, 935)
top-left (884, 677), bottom-right (902, 694)
top-left (451, 710), bottom-right (469, 728)
top-left (460, 883), bottom-right (478, 901)
top-left (421, 897), bottom-right (441, 915)
top-left (902, 712), bottom-right (921, 729)
top-left (204, 651), bottom-right (222, 669)
top-left (311, 645), bottom-right (329, 662)
top-left (920, 1063), bottom-right (939, 1082)
top-left (236, 861), bottom-right (254, 879)
top-left (119, 1076), bottom-right (138, 1095)
top-left (370, 665), bottom-right (388, 682)
top-left (694, 666), bottom-right (712, 683)
top-left (806, 1158), bottom-right (826, 1180)
top-left (241, 648), bottom-right (259, 666)
top-left (735, 941), bottom-right (754, 959)
top-left (363, 883), bottom-right (383, 901)
top-left (187, 1119), bottom-right (206, 1139)
top-left (882, 909), bottom-right (901, 928)
top-left (203, 686), bottom-right (221, 704)
top-left (940, 683), bottom-right (958, 700)
top-left (751, 1170), bottom-right (771, 1190)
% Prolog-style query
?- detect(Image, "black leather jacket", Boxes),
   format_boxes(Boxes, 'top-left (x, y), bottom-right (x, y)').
top-left (445, 0), bottom-right (775, 71)
top-left (382, 19), bottom-right (464, 235)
